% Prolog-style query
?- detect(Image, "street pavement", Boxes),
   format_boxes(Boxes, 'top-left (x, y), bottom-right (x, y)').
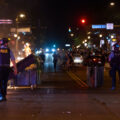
top-left (70, 64), bottom-right (120, 89)
top-left (0, 54), bottom-right (120, 120)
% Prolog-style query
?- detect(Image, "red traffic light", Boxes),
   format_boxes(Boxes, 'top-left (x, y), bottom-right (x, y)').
top-left (81, 19), bottom-right (86, 24)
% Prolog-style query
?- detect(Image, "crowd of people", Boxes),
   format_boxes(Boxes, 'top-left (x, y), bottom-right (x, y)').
top-left (0, 37), bottom-right (119, 102)
top-left (38, 39), bottom-right (120, 90)
top-left (39, 50), bottom-right (75, 72)
top-left (38, 48), bottom-right (111, 72)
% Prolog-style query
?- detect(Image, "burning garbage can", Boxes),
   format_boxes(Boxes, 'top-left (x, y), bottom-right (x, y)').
top-left (8, 54), bottom-right (42, 88)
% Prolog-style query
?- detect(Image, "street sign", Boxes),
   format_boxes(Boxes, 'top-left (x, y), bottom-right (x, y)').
top-left (92, 25), bottom-right (106, 29)
top-left (92, 23), bottom-right (114, 30)
top-left (65, 44), bottom-right (70, 47)
top-left (11, 27), bottom-right (31, 33)
top-left (0, 19), bottom-right (12, 24)
top-left (106, 23), bottom-right (114, 30)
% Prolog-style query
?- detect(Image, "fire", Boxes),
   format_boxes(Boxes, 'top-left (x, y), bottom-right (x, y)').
top-left (24, 43), bottom-right (32, 57)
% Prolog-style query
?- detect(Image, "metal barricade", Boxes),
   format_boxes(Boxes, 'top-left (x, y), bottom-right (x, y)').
top-left (87, 66), bottom-right (104, 88)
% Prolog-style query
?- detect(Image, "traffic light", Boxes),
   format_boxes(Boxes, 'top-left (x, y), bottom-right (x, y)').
top-left (68, 27), bottom-right (72, 32)
top-left (81, 19), bottom-right (86, 24)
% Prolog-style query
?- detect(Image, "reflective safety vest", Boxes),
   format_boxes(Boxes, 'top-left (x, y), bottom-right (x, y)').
top-left (0, 48), bottom-right (10, 67)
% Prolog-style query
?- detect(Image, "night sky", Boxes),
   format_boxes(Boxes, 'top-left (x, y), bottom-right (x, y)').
top-left (0, 0), bottom-right (119, 47)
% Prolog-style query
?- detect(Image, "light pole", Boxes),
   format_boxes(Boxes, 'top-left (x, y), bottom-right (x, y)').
top-left (99, 34), bottom-right (103, 38)
top-left (15, 13), bottom-right (25, 57)
top-left (88, 36), bottom-right (90, 39)
top-left (110, 2), bottom-right (115, 6)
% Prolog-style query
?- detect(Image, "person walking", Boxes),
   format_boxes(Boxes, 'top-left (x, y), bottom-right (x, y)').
top-left (0, 38), bottom-right (17, 102)
top-left (109, 41), bottom-right (120, 90)
top-left (68, 52), bottom-right (74, 70)
top-left (39, 52), bottom-right (45, 72)
top-left (53, 52), bottom-right (58, 72)
top-left (63, 52), bottom-right (70, 71)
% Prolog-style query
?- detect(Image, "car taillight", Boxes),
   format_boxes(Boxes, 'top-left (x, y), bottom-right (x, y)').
top-left (93, 58), bottom-right (97, 62)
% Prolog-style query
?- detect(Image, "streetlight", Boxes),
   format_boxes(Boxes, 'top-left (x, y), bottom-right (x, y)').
top-left (17, 36), bottom-right (20, 40)
top-left (70, 33), bottom-right (74, 37)
top-left (88, 32), bottom-right (91, 34)
top-left (110, 2), bottom-right (115, 6)
top-left (57, 48), bottom-right (60, 51)
top-left (14, 34), bottom-right (18, 38)
top-left (99, 34), bottom-right (103, 38)
top-left (16, 13), bottom-right (26, 22)
top-left (19, 14), bottom-right (25, 18)
top-left (15, 13), bottom-right (26, 57)
top-left (84, 43), bottom-right (88, 47)
top-left (111, 35), bottom-right (114, 39)
top-left (88, 36), bottom-right (90, 39)
top-left (84, 39), bottom-right (87, 42)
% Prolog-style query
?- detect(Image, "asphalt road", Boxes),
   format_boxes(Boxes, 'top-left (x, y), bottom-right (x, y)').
top-left (0, 53), bottom-right (120, 120)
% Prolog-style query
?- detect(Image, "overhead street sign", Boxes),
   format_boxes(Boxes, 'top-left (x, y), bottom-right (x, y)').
top-left (106, 23), bottom-right (114, 30)
top-left (0, 19), bottom-right (12, 24)
top-left (11, 27), bottom-right (31, 33)
top-left (92, 23), bottom-right (114, 30)
top-left (92, 25), bottom-right (106, 29)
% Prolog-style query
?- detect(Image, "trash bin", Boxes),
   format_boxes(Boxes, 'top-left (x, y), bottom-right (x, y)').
top-left (15, 69), bottom-right (41, 87)
top-left (87, 66), bottom-right (104, 88)
top-left (8, 54), bottom-right (42, 88)
top-left (15, 70), bottom-right (36, 86)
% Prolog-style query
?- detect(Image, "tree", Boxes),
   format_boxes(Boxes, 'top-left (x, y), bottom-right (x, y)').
top-left (73, 31), bottom-right (86, 46)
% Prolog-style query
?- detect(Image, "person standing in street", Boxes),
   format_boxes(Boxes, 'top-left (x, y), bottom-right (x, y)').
top-left (109, 40), bottom-right (120, 90)
top-left (0, 38), bottom-right (17, 102)
top-left (68, 52), bottom-right (74, 70)
top-left (39, 52), bottom-right (45, 72)
top-left (53, 52), bottom-right (58, 72)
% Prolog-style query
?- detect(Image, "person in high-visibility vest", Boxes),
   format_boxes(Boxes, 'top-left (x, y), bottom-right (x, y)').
top-left (0, 38), bottom-right (17, 102)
